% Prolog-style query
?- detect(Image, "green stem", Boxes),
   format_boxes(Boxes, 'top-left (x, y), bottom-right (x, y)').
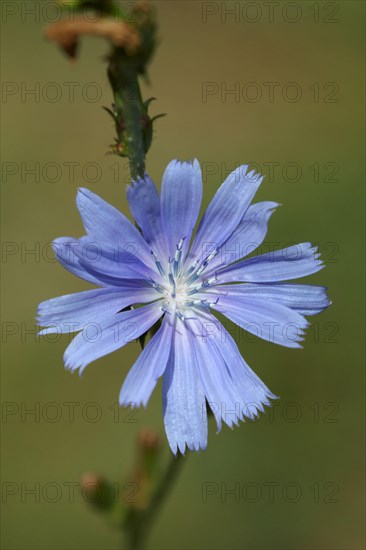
top-left (117, 65), bottom-right (146, 180)
top-left (125, 453), bottom-right (186, 550)
top-left (109, 54), bottom-right (146, 180)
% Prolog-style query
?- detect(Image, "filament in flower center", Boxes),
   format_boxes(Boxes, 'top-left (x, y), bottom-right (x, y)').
top-left (150, 240), bottom-right (220, 318)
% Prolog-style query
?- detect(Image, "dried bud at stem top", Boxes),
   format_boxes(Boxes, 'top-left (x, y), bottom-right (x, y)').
top-left (44, 18), bottom-right (141, 59)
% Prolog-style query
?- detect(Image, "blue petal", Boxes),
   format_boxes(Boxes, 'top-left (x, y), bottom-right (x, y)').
top-left (162, 318), bottom-right (207, 454)
top-left (192, 311), bottom-right (275, 422)
top-left (75, 237), bottom-right (161, 283)
top-left (213, 319), bottom-right (277, 413)
top-left (187, 318), bottom-right (245, 430)
top-left (63, 301), bottom-right (163, 373)
top-left (37, 285), bottom-right (160, 334)
top-left (211, 294), bottom-right (309, 348)
top-left (213, 283), bottom-right (331, 316)
top-left (119, 316), bottom-right (173, 407)
top-left (218, 242), bottom-right (324, 283)
top-left (53, 237), bottom-right (157, 286)
top-left (160, 160), bottom-right (202, 259)
top-left (189, 166), bottom-right (263, 262)
top-left (206, 201), bottom-right (279, 273)
top-left (127, 174), bottom-right (169, 261)
top-left (53, 237), bottom-right (101, 285)
top-left (76, 188), bottom-right (154, 269)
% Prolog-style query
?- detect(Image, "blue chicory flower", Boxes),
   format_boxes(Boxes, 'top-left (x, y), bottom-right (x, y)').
top-left (37, 160), bottom-right (330, 454)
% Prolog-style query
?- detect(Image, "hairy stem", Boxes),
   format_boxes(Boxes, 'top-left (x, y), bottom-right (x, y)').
top-left (116, 63), bottom-right (146, 180)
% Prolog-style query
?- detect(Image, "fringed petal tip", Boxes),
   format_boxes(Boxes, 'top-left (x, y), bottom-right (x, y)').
top-left (118, 400), bottom-right (142, 410)
top-left (170, 440), bottom-right (207, 456)
top-left (128, 173), bottom-right (155, 189)
top-left (239, 393), bottom-right (278, 422)
top-left (63, 351), bottom-right (83, 375)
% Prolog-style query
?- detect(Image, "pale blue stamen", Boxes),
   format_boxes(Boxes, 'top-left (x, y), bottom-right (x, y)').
top-left (184, 260), bottom-right (199, 279)
top-left (168, 259), bottom-right (176, 298)
top-left (173, 237), bottom-right (185, 276)
top-left (147, 279), bottom-right (166, 294)
top-left (186, 249), bottom-right (218, 282)
top-left (151, 250), bottom-right (165, 277)
top-left (176, 310), bottom-right (185, 321)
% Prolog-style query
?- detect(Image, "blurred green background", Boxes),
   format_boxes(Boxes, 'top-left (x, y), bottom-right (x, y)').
top-left (1, 1), bottom-right (365, 549)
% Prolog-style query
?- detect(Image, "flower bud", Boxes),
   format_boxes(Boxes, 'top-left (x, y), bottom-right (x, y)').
top-left (80, 472), bottom-right (116, 511)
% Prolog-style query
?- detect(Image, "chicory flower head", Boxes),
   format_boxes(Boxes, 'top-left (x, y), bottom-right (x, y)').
top-left (37, 160), bottom-right (330, 454)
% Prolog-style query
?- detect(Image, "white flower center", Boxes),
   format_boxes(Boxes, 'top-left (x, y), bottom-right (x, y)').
top-left (149, 239), bottom-right (220, 321)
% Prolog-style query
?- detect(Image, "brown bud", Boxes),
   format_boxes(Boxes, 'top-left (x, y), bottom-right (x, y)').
top-left (81, 472), bottom-right (104, 491)
top-left (44, 17), bottom-right (141, 59)
top-left (138, 428), bottom-right (160, 451)
top-left (80, 472), bottom-right (116, 511)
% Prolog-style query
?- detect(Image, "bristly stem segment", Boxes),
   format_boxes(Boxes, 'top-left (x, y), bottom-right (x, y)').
top-left (108, 56), bottom-right (146, 179)
top-left (104, 2), bottom-right (161, 181)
